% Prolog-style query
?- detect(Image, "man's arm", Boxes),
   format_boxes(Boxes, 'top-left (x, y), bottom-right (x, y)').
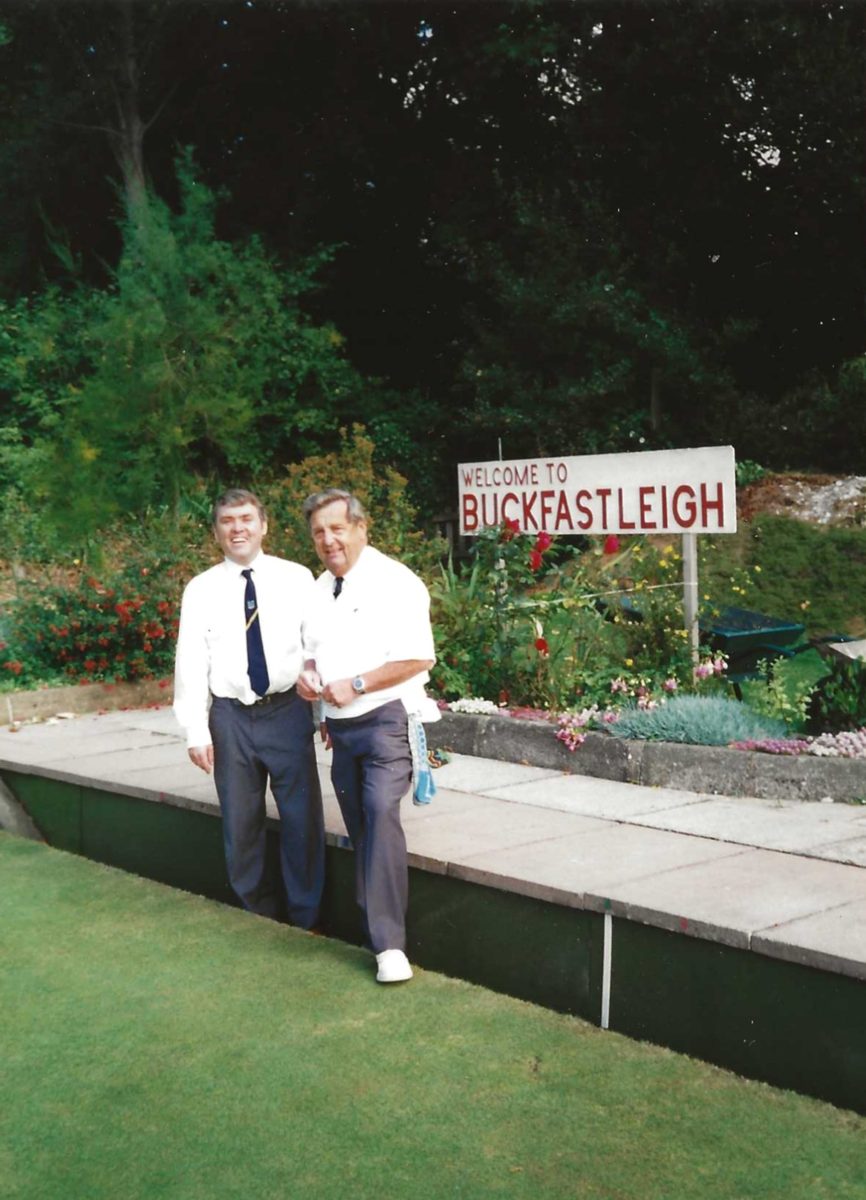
top-left (173, 581), bottom-right (214, 772)
top-left (322, 659), bottom-right (434, 709)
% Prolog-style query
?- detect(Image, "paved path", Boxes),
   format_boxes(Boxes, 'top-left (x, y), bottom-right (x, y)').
top-left (2, 705), bottom-right (866, 981)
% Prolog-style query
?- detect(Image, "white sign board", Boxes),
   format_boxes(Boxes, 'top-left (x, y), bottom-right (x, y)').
top-left (458, 446), bottom-right (737, 536)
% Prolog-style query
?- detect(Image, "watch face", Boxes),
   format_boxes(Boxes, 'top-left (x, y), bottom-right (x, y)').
top-left (352, 677), bottom-right (365, 694)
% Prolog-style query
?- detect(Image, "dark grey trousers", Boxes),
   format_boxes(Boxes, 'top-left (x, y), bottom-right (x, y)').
top-left (327, 700), bottom-right (413, 954)
top-left (209, 690), bottom-right (324, 928)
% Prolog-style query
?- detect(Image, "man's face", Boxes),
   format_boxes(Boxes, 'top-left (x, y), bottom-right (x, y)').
top-left (310, 501), bottom-right (367, 577)
top-left (213, 503), bottom-right (268, 566)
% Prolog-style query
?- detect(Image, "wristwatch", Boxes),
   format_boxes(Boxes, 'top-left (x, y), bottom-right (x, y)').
top-left (352, 676), bottom-right (366, 695)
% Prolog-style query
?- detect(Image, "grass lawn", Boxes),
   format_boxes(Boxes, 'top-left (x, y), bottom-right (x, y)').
top-left (2, 834), bottom-right (866, 1200)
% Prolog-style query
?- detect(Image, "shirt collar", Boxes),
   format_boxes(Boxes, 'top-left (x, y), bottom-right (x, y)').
top-left (329, 544), bottom-right (372, 589)
top-left (222, 550), bottom-right (266, 578)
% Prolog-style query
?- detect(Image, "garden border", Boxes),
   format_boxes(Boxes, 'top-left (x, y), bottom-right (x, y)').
top-left (0, 679), bottom-right (172, 726)
top-left (433, 710), bottom-right (866, 803)
top-left (4, 681), bottom-right (865, 803)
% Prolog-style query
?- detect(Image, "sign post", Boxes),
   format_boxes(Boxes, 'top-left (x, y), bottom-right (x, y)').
top-left (458, 446), bottom-right (737, 672)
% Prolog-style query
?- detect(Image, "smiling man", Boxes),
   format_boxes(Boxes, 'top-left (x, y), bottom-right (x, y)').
top-left (173, 488), bottom-right (324, 928)
top-left (298, 489), bottom-right (435, 983)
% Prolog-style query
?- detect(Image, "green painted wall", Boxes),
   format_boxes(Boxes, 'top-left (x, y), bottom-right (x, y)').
top-left (610, 920), bottom-right (866, 1115)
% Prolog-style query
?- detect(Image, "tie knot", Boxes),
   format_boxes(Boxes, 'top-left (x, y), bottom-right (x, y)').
top-left (242, 569), bottom-right (253, 581)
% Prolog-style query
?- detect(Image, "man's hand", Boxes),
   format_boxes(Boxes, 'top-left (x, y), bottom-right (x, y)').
top-left (323, 678), bottom-right (356, 709)
top-left (297, 667), bottom-right (323, 702)
top-left (189, 744), bottom-right (214, 774)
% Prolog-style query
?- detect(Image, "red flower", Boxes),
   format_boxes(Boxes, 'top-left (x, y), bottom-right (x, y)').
top-left (500, 517), bottom-right (521, 543)
top-left (535, 531), bottom-right (552, 551)
top-left (534, 637), bottom-right (549, 656)
top-left (83, 659), bottom-right (97, 672)
top-left (603, 535), bottom-right (620, 554)
top-left (529, 549), bottom-right (543, 571)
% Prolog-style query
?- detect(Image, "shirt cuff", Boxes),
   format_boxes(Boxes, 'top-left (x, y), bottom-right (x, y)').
top-left (186, 725), bottom-right (213, 750)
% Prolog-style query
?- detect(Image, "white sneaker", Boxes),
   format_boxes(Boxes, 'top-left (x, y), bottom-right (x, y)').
top-left (375, 949), bottom-right (413, 983)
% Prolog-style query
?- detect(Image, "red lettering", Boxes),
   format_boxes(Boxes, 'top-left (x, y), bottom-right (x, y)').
top-left (522, 492), bottom-right (539, 530)
top-left (480, 494), bottom-right (500, 527)
top-left (639, 486), bottom-right (657, 530)
top-left (617, 488), bottom-right (636, 531)
top-left (555, 492), bottom-right (574, 530)
top-left (462, 493), bottom-right (478, 532)
top-left (540, 490), bottom-right (555, 528)
top-left (501, 492), bottom-right (519, 522)
top-left (598, 488), bottom-right (612, 529)
top-left (461, 467), bottom-right (474, 486)
top-left (672, 485), bottom-right (697, 528)
top-left (575, 489), bottom-right (593, 531)
top-left (661, 484), bottom-right (669, 527)
top-left (700, 481), bottom-right (725, 528)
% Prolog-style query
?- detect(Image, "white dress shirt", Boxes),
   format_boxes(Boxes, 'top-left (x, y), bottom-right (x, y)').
top-left (173, 552), bottom-right (315, 747)
top-left (303, 545), bottom-right (436, 721)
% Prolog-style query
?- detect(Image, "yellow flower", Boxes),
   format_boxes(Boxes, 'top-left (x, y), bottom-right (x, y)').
top-left (703, 594), bottom-right (710, 600)
top-left (754, 565), bottom-right (762, 573)
top-left (664, 544), bottom-right (674, 555)
top-left (625, 658), bottom-right (633, 667)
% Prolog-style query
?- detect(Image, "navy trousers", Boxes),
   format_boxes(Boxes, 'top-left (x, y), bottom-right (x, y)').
top-left (327, 700), bottom-right (413, 954)
top-left (209, 689), bottom-right (324, 928)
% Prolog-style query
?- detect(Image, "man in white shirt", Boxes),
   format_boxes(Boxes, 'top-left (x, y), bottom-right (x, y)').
top-left (174, 489), bottom-right (324, 928)
top-left (297, 489), bottom-right (435, 983)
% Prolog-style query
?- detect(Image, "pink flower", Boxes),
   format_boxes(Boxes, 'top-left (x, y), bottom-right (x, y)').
top-left (713, 658), bottom-right (726, 675)
top-left (696, 662), bottom-right (711, 678)
top-left (603, 535), bottom-right (620, 554)
top-left (529, 550), bottom-right (543, 571)
top-left (663, 678), bottom-right (678, 692)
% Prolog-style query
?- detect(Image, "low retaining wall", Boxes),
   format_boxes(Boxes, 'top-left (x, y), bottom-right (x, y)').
top-left (433, 710), bottom-right (866, 803)
top-left (1, 679), bottom-right (173, 726)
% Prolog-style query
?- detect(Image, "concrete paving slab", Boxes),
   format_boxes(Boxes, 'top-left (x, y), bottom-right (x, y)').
top-left (753, 899), bottom-right (866, 981)
top-left (428, 753), bottom-right (563, 794)
top-left (635, 796), bottom-right (866, 856)
top-left (403, 790), bottom-right (610, 865)
top-left (482, 772), bottom-right (709, 818)
top-left (588, 850), bottom-right (866, 950)
top-left (0, 729), bottom-right (179, 770)
top-left (448, 823), bottom-right (745, 909)
top-left (806, 836), bottom-right (866, 868)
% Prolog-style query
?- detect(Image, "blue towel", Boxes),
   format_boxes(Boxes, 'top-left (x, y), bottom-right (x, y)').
top-left (408, 714), bottom-right (436, 806)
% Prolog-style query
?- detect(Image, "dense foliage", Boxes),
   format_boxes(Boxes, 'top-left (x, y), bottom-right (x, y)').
top-left (0, 0), bottom-right (862, 523)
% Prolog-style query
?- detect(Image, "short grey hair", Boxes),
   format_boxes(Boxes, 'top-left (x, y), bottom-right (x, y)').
top-left (212, 488), bottom-right (266, 529)
top-left (302, 488), bottom-right (367, 526)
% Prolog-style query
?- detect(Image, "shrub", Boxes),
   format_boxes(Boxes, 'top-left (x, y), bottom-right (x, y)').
top-left (257, 424), bottom-right (445, 582)
top-left (608, 695), bottom-right (788, 745)
top-left (806, 657), bottom-right (866, 734)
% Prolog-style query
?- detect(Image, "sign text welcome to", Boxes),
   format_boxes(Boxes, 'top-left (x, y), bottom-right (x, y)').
top-left (459, 446), bottom-right (737, 536)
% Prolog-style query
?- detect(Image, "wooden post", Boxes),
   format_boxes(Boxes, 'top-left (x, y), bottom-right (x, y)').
top-left (682, 532), bottom-right (700, 674)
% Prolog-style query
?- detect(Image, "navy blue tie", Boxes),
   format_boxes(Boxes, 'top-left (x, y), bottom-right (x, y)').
top-left (333, 576), bottom-right (343, 599)
top-left (241, 569), bottom-right (270, 697)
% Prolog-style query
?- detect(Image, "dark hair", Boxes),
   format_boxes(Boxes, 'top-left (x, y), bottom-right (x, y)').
top-left (211, 489), bottom-right (267, 529)
top-left (302, 488), bottom-right (367, 526)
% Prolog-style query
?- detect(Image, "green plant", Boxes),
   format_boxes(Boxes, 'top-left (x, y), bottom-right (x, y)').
top-left (0, 516), bottom-right (211, 687)
top-left (806, 658), bottom-right (866, 734)
top-left (608, 695), bottom-right (788, 745)
top-left (257, 424), bottom-right (445, 581)
top-left (743, 657), bottom-right (817, 731)
top-left (735, 460), bottom-right (767, 487)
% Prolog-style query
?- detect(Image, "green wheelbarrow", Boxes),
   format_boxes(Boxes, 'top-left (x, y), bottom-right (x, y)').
top-left (700, 606), bottom-right (807, 700)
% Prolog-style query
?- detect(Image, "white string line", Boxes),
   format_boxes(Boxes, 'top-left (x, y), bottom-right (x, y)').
top-left (506, 581), bottom-right (687, 610)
